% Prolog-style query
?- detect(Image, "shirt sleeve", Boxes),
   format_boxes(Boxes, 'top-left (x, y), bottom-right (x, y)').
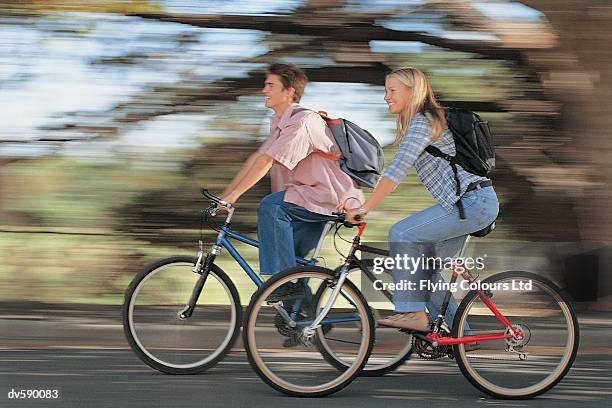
top-left (261, 120), bottom-right (313, 171)
top-left (383, 114), bottom-right (433, 185)
top-left (257, 133), bottom-right (275, 154)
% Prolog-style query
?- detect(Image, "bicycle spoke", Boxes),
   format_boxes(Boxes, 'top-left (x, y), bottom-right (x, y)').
top-left (124, 258), bottom-right (240, 374)
top-left (244, 268), bottom-right (374, 397)
top-left (321, 336), bottom-right (362, 346)
top-left (453, 272), bottom-right (578, 399)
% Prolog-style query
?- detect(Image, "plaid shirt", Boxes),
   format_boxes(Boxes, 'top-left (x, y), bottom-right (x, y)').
top-left (383, 113), bottom-right (486, 212)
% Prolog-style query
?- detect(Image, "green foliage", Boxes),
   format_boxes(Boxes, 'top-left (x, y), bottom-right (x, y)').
top-left (0, 14), bottom-right (536, 304)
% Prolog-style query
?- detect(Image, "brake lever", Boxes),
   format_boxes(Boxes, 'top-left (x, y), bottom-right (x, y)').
top-left (207, 202), bottom-right (219, 217)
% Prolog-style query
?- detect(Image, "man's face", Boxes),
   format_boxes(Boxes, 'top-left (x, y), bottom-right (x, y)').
top-left (262, 74), bottom-right (294, 111)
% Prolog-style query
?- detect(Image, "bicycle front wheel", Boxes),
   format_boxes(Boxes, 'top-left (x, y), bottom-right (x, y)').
top-left (453, 271), bottom-right (579, 399)
top-left (123, 256), bottom-right (241, 374)
top-left (313, 268), bottom-right (413, 376)
top-left (243, 266), bottom-right (374, 397)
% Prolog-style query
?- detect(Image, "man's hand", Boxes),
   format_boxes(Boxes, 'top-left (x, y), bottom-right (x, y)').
top-left (220, 192), bottom-right (239, 206)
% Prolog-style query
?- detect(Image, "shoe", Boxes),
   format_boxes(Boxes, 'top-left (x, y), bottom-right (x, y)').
top-left (377, 312), bottom-right (430, 332)
top-left (464, 342), bottom-right (481, 352)
top-left (266, 281), bottom-right (305, 302)
top-left (282, 336), bottom-right (301, 348)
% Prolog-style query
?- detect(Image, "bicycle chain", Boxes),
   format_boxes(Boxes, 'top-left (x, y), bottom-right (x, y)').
top-left (274, 312), bottom-right (299, 337)
top-left (412, 324), bottom-right (453, 360)
top-left (412, 336), bottom-right (452, 360)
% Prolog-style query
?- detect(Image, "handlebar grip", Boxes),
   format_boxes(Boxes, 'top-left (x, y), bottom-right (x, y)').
top-left (331, 212), bottom-right (362, 221)
top-left (202, 188), bottom-right (222, 202)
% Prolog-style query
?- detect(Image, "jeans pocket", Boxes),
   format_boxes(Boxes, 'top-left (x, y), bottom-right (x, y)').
top-left (461, 191), bottom-right (478, 206)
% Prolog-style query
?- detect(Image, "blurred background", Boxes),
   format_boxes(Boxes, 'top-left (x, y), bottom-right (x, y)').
top-left (1, 0), bottom-right (611, 309)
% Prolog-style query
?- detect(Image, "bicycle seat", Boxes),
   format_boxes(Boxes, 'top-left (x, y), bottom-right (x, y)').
top-left (470, 221), bottom-right (495, 238)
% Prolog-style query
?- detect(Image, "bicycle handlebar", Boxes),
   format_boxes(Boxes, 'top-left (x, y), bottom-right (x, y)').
top-left (201, 188), bottom-right (361, 226)
top-left (202, 188), bottom-right (231, 207)
top-left (331, 211), bottom-right (362, 227)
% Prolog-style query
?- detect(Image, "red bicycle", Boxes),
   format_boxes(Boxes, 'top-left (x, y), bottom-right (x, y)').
top-left (244, 216), bottom-right (580, 398)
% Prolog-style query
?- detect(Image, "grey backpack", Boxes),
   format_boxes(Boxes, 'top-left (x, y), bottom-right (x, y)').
top-left (292, 108), bottom-right (384, 188)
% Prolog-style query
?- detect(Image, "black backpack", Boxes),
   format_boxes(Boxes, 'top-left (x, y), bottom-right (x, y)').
top-left (425, 108), bottom-right (495, 216)
top-left (292, 108), bottom-right (384, 188)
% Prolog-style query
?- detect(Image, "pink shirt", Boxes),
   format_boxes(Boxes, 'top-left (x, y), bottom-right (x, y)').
top-left (258, 103), bottom-right (364, 215)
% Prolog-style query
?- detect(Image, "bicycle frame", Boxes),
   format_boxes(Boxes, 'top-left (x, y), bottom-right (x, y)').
top-left (302, 221), bottom-right (368, 336)
top-left (181, 199), bottom-right (326, 319)
top-left (307, 226), bottom-right (523, 347)
top-left (423, 236), bottom-right (523, 347)
top-left (425, 263), bottom-right (522, 347)
top-left (214, 226), bottom-right (316, 287)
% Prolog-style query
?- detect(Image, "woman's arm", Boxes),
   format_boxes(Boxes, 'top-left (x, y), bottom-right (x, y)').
top-left (345, 177), bottom-right (397, 223)
top-left (344, 114), bottom-right (432, 223)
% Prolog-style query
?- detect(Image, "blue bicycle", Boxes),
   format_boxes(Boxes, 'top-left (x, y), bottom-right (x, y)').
top-left (122, 189), bottom-right (409, 375)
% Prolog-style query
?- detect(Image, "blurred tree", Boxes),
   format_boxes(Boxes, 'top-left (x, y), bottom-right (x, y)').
top-left (3, 0), bottom-right (610, 244)
top-left (113, 138), bottom-right (270, 249)
top-left (119, 0), bottom-right (610, 242)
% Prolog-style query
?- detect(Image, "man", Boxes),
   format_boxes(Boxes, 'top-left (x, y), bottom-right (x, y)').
top-left (221, 63), bottom-right (363, 299)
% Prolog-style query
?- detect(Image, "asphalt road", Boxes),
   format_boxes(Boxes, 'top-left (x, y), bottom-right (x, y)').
top-left (1, 348), bottom-right (611, 408)
top-left (1, 303), bottom-right (611, 408)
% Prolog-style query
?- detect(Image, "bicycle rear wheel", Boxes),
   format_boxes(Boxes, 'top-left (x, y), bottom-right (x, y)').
top-left (453, 271), bottom-right (579, 399)
top-left (243, 266), bottom-right (374, 397)
top-left (123, 256), bottom-right (241, 374)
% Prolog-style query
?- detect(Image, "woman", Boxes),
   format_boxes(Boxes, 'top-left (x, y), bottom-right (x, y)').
top-left (344, 67), bottom-right (499, 331)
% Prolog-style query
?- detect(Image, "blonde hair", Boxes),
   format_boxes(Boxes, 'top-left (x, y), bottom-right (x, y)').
top-left (386, 67), bottom-right (446, 143)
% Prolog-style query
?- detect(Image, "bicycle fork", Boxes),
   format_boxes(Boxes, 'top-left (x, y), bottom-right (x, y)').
top-left (179, 241), bottom-right (218, 319)
top-left (302, 221), bottom-right (367, 339)
top-left (301, 264), bottom-right (351, 339)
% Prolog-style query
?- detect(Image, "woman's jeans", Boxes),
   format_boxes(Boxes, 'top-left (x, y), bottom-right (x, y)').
top-left (389, 186), bottom-right (499, 327)
top-left (258, 191), bottom-right (335, 276)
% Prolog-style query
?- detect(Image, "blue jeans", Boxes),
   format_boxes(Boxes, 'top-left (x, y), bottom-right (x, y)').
top-left (389, 186), bottom-right (499, 326)
top-left (258, 191), bottom-right (335, 275)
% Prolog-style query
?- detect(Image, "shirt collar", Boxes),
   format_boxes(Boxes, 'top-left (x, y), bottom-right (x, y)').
top-left (272, 103), bottom-right (300, 130)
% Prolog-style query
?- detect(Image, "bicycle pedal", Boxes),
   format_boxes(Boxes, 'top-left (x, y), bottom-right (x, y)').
top-left (282, 337), bottom-right (301, 348)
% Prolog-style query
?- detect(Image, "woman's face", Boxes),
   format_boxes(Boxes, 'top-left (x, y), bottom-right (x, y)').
top-left (384, 75), bottom-right (412, 114)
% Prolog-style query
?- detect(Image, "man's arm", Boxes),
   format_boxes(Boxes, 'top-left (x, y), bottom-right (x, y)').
top-left (221, 154), bottom-right (274, 204)
top-left (222, 151), bottom-right (263, 196)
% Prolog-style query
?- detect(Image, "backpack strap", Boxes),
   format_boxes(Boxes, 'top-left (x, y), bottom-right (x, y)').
top-left (425, 146), bottom-right (460, 195)
top-left (290, 108), bottom-right (341, 161)
top-left (290, 107), bottom-right (309, 117)
top-left (424, 145), bottom-right (453, 162)
top-left (425, 146), bottom-right (465, 220)
top-left (313, 151), bottom-right (340, 161)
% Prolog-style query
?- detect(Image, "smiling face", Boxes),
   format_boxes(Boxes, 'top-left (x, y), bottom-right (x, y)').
top-left (384, 75), bottom-right (412, 115)
top-left (262, 74), bottom-right (295, 114)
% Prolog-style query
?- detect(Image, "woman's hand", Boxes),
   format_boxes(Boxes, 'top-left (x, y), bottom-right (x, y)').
top-left (345, 207), bottom-right (367, 224)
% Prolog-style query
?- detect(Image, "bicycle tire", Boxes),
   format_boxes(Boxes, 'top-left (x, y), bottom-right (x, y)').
top-left (452, 271), bottom-right (579, 399)
top-left (312, 271), bottom-right (413, 377)
top-left (243, 266), bottom-right (375, 397)
top-left (123, 256), bottom-right (242, 374)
